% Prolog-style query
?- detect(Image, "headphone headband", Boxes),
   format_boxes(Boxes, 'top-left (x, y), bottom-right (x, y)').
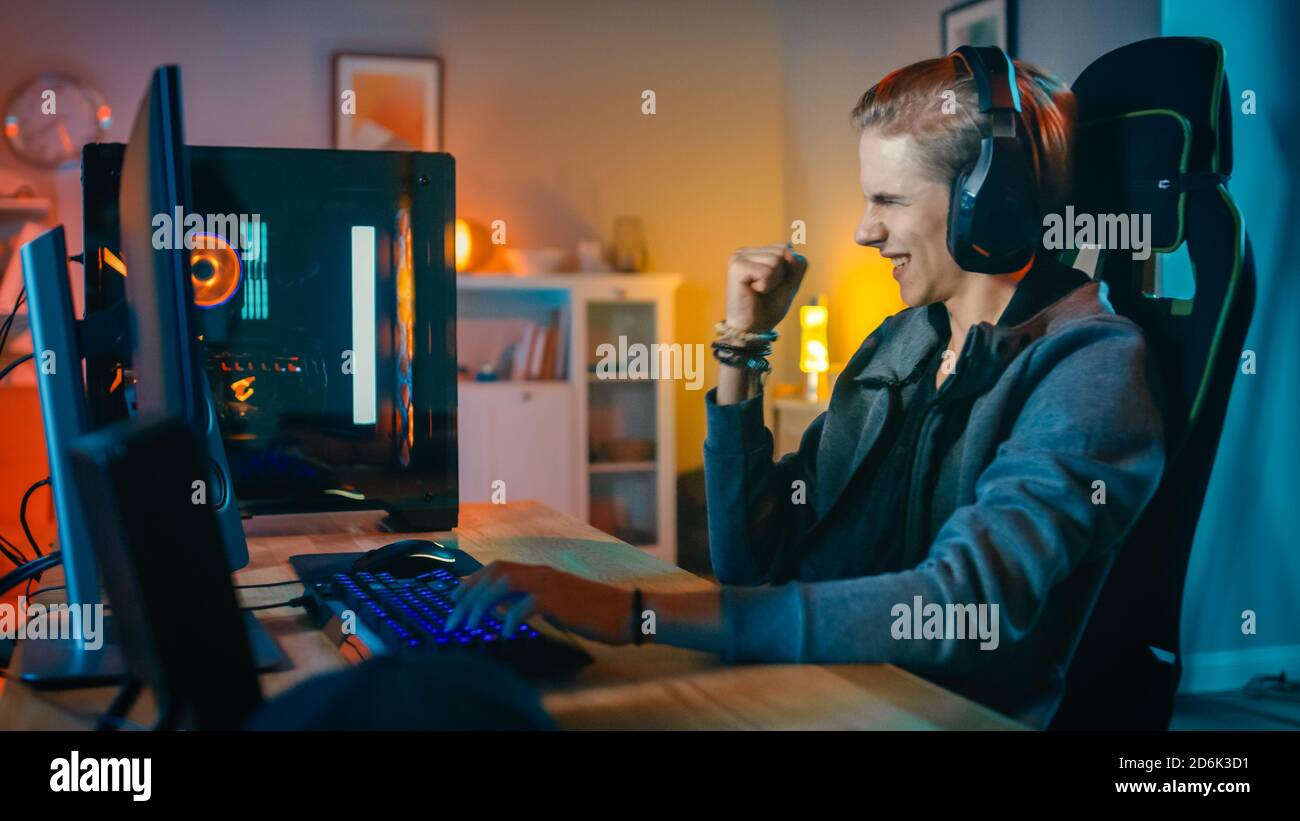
top-left (952, 45), bottom-right (1022, 114)
top-left (944, 45), bottom-right (1040, 274)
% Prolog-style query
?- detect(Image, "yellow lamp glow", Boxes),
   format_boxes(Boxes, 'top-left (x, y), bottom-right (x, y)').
top-left (800, 300), bottom-right (829, 401)
top-left (800, 304), bottom-right (829, 373)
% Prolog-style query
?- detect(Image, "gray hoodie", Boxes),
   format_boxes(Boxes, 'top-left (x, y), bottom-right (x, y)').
top-left (703, 255), bottom-right (1166, 728)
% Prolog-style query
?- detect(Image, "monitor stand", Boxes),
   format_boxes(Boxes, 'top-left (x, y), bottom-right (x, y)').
top-left (381, 505), bottom-right (458, 533)
top-left (12, 611), bottom-right (285, 689)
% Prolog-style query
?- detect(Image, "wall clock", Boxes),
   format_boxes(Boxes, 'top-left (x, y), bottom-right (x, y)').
top-left (3, 74), bottom-right (112, 170)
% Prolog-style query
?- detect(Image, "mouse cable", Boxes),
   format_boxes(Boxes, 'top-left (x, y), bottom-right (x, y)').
top-left (234, 574), bottom-right (332, 590)
top-left (239, 595), bottom-right (310, 612)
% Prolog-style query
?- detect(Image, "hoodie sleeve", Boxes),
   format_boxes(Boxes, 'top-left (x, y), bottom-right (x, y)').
top-left (702, 317), bottom-right (895, 586)
top-left (719, 315), bottom-right (1166, 671)
top-left (702, 386), bottom-right (824, 585)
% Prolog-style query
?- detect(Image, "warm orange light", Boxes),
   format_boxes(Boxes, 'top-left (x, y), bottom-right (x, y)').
top-left (101, 248), bottom-right (127, 277)
top-left (189, 233), bottom-right (242, 308)
top-left (834, 255), bottom-right (903, 366)
top-left (230, 376), bottom-right (255, 402)
top-left (455, 219), bottom-right (471, 271)
top-left (454, 218), bottom-right (492, 272)
top-left (3, 122), bottom-right (18, 138)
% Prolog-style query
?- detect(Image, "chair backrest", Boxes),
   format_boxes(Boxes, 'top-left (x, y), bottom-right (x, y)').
top-left (1049, 37), bottom-right (1257, 730)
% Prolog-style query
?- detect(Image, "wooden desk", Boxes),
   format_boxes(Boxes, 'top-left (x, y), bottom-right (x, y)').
top-left (0, 501), bottom-right (1022, 730)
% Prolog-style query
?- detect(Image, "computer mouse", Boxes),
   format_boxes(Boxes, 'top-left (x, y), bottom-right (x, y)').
top-left (351, 538), bottom-right (484, 578)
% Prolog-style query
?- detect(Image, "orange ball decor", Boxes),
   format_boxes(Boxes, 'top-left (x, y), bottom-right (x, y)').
top-left (189, 232), bottom-right (242, 308)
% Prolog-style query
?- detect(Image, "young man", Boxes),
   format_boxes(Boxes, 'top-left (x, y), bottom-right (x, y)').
top-left (447, 53), bottom-right (1165, 729)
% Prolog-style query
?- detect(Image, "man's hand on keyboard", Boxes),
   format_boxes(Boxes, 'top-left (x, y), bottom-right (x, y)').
top-left (445, 561), bottom-right (636, 646)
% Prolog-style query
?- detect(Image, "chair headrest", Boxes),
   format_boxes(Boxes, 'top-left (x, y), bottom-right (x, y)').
top-left (1072, 37), bottom-right (1233, 252)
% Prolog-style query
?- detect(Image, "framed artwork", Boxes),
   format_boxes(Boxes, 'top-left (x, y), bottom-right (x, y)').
top-left (941, 0), bottom-right (1017, 57)
top-left (332, 53), bottom-right (443, 151)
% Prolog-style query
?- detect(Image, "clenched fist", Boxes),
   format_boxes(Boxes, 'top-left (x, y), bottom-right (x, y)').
top-left (725, 243), bottom-right (809, 333)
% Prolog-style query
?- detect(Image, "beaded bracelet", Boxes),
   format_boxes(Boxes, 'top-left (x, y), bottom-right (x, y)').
top-left (714, 320), bottom-right (779, 346)
top-left (711, 339), bottom-right (773, 359)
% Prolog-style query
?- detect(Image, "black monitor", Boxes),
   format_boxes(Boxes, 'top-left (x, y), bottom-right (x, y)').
top-left (117, 65), bottom-right (248, 569)
top-left (15, 66), bottom-right (286, 686)
top-left (83, 144), bottom-right (458, 532)
top-left (68, 413), bottom-right (264, 729)
top-left (18, 66), bottom-right (206, 623)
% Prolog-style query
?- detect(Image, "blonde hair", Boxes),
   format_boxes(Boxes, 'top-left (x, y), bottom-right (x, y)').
top-left (850, 55), bottom-right (1076, 215)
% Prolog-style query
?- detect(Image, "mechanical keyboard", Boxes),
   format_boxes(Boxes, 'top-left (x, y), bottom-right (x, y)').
top-left (302, 567), bottom-right (592, 677)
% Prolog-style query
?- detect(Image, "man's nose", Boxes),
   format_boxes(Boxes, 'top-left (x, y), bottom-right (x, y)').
top-left (855, 215), bottom-right (885, 247)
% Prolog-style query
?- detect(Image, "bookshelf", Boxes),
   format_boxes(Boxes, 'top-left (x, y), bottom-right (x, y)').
top-left (456, 272), bottom-right (681, 565)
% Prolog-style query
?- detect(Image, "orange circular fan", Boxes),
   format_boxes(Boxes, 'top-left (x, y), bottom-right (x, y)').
top-left (190, 232), bottom-right (242, 308)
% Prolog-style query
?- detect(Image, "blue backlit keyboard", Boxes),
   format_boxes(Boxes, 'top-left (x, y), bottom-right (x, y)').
top-left (306, 568), bottom-right (591, 677)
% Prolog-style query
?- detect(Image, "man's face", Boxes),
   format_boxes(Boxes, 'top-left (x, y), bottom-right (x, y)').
top-left (855, 130), bottom-right (965, 307)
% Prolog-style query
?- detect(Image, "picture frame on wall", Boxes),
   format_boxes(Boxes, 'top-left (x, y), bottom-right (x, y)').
top-left (941, 0), bottom-right (1017, 57)
top-left (333, 53), bottom-right (443, 151)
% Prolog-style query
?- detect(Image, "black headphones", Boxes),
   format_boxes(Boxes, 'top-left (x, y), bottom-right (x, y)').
top-left (946, 45), bottom-right (1041, 274)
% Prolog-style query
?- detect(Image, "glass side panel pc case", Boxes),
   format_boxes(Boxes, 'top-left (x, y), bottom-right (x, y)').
top-left (82, 144), bottom-right (458, 531)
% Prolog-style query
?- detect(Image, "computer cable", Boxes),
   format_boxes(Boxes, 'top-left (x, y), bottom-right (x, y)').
top-left (0, 533), bottom-right (26, 566)
top-left (90, 709), bottom-right (150, 733)
top-left (95, 680), bottom-right (145, 732)
top-left (23, 583), bottom-right (64, 601)
top-left (0, 351), bottom-right (33, 383)
top-left (19, 477), bottom-right (48, 557)
top-left (1245, 671), bottom-right (1300, 701)
top-left (0, 552), bottom-right (62, 596)
top-left (0, 287), bottom-right (24, 353)
top-left (341, 635), bottom-right (366, 663)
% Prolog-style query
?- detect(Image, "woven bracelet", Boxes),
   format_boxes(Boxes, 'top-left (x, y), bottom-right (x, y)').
top-left (712, 345), bottom-right (772, 374)
top-left (714, 321), bottom-right (778, 346)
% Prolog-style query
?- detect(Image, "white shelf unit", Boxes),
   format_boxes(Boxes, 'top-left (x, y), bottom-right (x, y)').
top-left (456, 272), bottom-right (681, 565)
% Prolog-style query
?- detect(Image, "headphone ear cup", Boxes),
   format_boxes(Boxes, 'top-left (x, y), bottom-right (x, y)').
top-left (947, 166), bottom-right (974, 260)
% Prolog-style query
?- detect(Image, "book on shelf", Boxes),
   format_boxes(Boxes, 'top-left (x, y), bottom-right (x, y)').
top-left (505, 310), bottom-right (566, 381)
top-left (553, 308), bottom-right (569, 380)
top-left (528, 319), bottom-right (546, 379)
top-left (539, 308), bottom-right (561, 380)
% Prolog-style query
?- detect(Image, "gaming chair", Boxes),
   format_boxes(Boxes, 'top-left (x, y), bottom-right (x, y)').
top-left (1049, 37), bottom-right (1256, 729)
